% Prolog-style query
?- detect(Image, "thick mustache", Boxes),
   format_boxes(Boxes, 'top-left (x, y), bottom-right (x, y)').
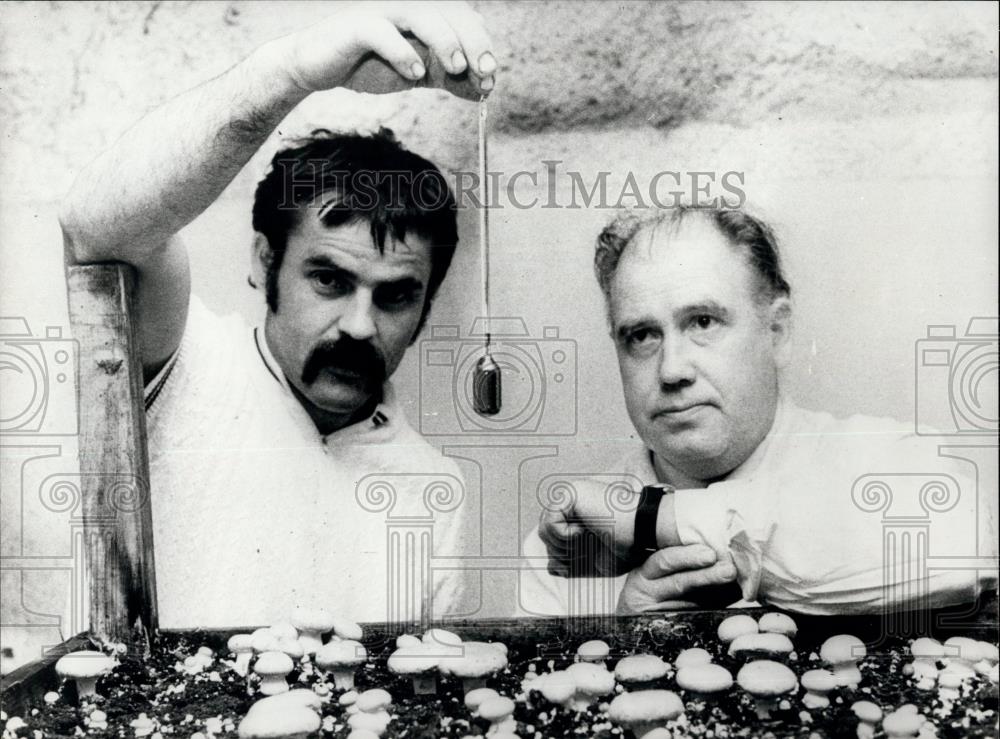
top-left (301, 339), bottom-right (386, 388)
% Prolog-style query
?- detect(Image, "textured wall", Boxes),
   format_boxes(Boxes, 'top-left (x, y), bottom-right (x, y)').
top-left (1, 1), bottom-right (997, 670)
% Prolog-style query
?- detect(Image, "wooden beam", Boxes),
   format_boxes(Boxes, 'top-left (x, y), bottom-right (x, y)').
top-left (66, 264), bottom-right (158, 645)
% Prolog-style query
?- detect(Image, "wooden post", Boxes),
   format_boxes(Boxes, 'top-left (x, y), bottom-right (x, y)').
top-left (66, 264), bottom-right (158, 645)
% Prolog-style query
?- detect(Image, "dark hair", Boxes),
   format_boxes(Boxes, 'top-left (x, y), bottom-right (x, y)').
top-left (594, 206), bottom-right (791, 303)
top-left (251, 128), bottom-right (459, 334)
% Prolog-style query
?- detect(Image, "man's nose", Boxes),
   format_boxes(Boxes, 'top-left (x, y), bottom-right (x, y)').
top-left (338, 290), bottom-right (377, 342)
top-left (658, 334), bottom-right (696, 388)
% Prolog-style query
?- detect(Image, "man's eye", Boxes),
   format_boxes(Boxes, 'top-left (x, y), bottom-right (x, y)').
top-left (690, 314), bottom-right (719, 331)
top-left (375, 285), bottom-right (421, 310)
top-left (625, 328), bottom-right (660, 351)
top-left (311, 271), bottom-right (350, 292)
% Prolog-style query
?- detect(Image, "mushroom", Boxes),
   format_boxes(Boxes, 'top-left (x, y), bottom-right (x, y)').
top-left (465, 687), bottom-right (501, 714)
top-left (531, 670), bottom-right (576, 708)
top-left (315, 639), bottom-right (367, 691)
top-left (290, 607), bottom-right (335, 655)
top-left (252, 629), bottom-right (283, 654)
top-left (820, 634), bottom-right (866, 687)
top-left (758, 612), bottom-right (798, 638)
top-left (275, 637), bottom-right (305, 661)
top-left (576, 640), bottom-right (610, 664)
top-left (237, 704), bottom-right (319, 739)
top-left (395, 634), bottom-right (422, 649)
top-left (422, 628), bottom-right (462, 649)
top-left (332, 616), bottom-right (364, 642)
top-left (356, 688), bottom-right (393, 714)
top-left (851, 700), bottom-right (883, 739)
top-left (387, 643), bottom-right (440, 695)
top-left (54, 650), bottom-right (116, 700)
top-left (269, 622), bottom-right (299, 641)
top-left (736, 660), bottom-right (798, 719)
top-left (799, 669), bottom-right (838, 709)
top-left (675, 663), bottom-right (733, 702)
top-left (728, 632), bottom-right (794, 661)
top-left (346, 731), bottom-right (380, 739)
top-left (565, 662), bottom-right (616, 711)
top-left (943, 636), bottom-right (989, 677)
top-left (254, 651), bottom-right (294, 695)
top-left (228, 634), bottom-right (256, 677)
top-left (477, 696), bottom-right (516, 735)
top-left (613, 654), bottom-right (670, 689)
top-left (249, 688), bottom-right (324, 713)
top-left (608, 689), bottom-right (684, 737)
top-left (674, 648), bottom-right (713, 669)
top-left (908, 638), bottom-right (944, 689)
top-left (881, 706), bottom-right (927, 738)
top-left (717, 614), bottom-right (759, 644)
top-left (444, 642), bottom-right (508, 694)
top-left (347, 710), bottom-right (391, 735)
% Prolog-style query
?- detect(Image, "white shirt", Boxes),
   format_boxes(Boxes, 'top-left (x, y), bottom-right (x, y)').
top-left (519, 399), bottom-right (997, 616)
top-left (143, 296), bottom-right (472, 627)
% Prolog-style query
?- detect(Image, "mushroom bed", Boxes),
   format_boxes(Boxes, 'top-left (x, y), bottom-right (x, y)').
top-left (3, 612), bottom-right (998, 739)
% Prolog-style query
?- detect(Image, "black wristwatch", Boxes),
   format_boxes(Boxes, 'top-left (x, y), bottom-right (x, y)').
top-left (631, 483), bottom-right (675, 563)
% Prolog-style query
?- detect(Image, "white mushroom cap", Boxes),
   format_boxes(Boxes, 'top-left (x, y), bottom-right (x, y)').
top-left (851, 700), bottom-right (883, 723)
top-left (800, 669), bottom-right (838, 693)
top-left (675, 663), bottom-right (733, 694)
top-left (944, 636), bottom-right (994, 664)
top-left (228, 634), bottom-right (255, 654)
top-left (909, 638), bottom-right (945, 660)
top-left (290, 606), bottom-right (336, 634)
top-left (576, 640), bottom-right (610, 663)
top-left (315, 640), bottom-right (367, 668)
top-left (269, 622), bottom-right (299, 641)
top-left (717, 614), bottom-right (759, 643)
top-left (254, 651), bottom-right (294, 677)
top-left (758, 612), bottom-right (798, 637)
top-left (387, 644), bottom-right (439, 675)
top-left (238, 705), bottom-right (320, 739)
top-left (566, 662), bottom-right (616, 698)
top-left (608, 689), bottom-right (684, 723)
top-left (465, 687), bottom-right (500, 712)
top-left (252, 631), bottom-right (283, 654)
top-left (820, 634), bottom-right (866, 665)
top-left (614, 654), bottom-right (670, 683)
top-left (422, 628), bottom-right (462, 647)
top-left (478, 695), bottom-right (516, 722)
top-left (346, 731), bottom-right (380, 739)
top-left (444, 642), bottom-right (508, 678)
top-left (355, 688), bottom-right (392, 713)
top-left (275, 637), bottom-right (305, 660)
top-left (533, 670), bottom-right (576, 705)
top-left (737, 660), bottom-right (798, 697)
top-left (728, 632), bottom-right (794, 658)
top-left (55, 651), bottom-right (116, 680)
top-left (395, 634), bottom-right (422, 649)
top-left (332, 616), bottom-right (363, 642)
top-left (674, 648), bottom-right (712, 669)
top-left (248, 689), bottom-right (323, 713)
top-left (347, 710), bottom-right (391, 734)
top-left (882, 708), bottom-right (926, 737)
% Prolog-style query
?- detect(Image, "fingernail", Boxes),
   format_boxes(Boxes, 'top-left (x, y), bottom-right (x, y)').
top-left (451, 50), bottom-right (467, 72)
top-left (480, 75), bottom-right (494, 92)
top-left (478, 52), bottom-right (497, 75)
top-left (410, 61), bottom-right (426, 79)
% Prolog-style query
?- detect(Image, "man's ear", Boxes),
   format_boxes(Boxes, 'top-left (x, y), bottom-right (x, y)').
top-left (250, 233), bottom-right (271, 291)
top-left (768, 296), bottom-right (793, 367)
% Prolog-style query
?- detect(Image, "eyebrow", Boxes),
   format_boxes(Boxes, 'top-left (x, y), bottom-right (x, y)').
top-left (303, 254), bottom-right (425, 291)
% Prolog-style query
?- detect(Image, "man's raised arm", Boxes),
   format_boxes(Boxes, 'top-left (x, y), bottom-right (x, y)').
top-left (58, 2), bottom-right (494, 377)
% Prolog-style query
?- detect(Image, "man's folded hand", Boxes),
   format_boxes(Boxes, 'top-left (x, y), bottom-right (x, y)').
top-left (615, 544), bottom-right (738, 614)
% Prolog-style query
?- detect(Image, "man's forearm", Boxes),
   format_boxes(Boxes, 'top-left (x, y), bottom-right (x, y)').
top-left (61, 40), bottom-right (307, 262)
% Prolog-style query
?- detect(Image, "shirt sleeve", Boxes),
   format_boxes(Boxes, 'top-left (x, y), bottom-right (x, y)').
top-left (671, 423), bottom-right (997, 615)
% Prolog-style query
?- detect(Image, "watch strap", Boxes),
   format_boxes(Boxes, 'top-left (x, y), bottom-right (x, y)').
top-left (632, 484), bottom-right (674, 562)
